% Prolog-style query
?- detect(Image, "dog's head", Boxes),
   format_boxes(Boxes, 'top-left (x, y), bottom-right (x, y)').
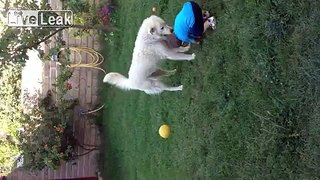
top-left (144, 15), bottom-right (173, 40)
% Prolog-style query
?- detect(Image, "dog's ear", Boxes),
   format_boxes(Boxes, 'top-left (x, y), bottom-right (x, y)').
top-left (149, 27), bottom-right (155, 35)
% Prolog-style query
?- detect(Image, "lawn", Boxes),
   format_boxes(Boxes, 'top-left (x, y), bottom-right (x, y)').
top-left (100, 0), bottom-right (320, 179)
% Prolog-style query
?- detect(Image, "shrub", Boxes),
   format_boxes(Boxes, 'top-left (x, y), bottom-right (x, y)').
top-left (20, 48), bottom-right (77, 171)
top-left (64, 0), bottom-right (114, 37)
top-left (65, 0), bottom-right (91, 14)
top-left (20, 91), bottom-right (76, 170)
top-left (0, 64), bottom-right (23, 176)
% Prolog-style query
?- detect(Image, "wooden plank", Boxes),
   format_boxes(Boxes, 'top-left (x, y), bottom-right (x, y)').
top-left (96, 130), bottom-right (101, 146)
top-left (93, 34), bottom-right (101, 51)
top-left (16, 171), bottom-right (22, 180)
top-left (88, 35), bottom-right (94, 49)
top-left (42, 62), bottom-right (50, 97)
top-left (70, 51), bottom-right (80, 99)
top-left (42, 76), bottom-right (49, 98)
top-left (65, 162), bottom-right (73, 178)
top-left (88, 35), bottom-right (100, 105)
top-left (77, 118), bottom-right (86, 147)
top-left (91, 75), bottom-right (99, 102)
top-left (86, 70), bottom-right (92, 104)
top-left (71, 106), bottom-right (81, 178)
top-left (48, 169), bottom-right (54, 180)
top-left (81, 35), bottom-right (89, 47)
top-left (53, 169), bottom-right (60, 179)
top-left (84, 120), bottom-right (91, 146)
top-left (68, 35), bottom-right (77, 48)
top-left (34, 174), bottom-right (42, 180)
top-left (77, 156), bottom-right (85, 177)
top-left (71, 159), bottom-right (79, 178)
top-left (79, 74), bottom-right (87, 105)
top-left (62, 31), bottom-right (68, 42)
top-left (50, 66), bottom-right (57, 102)
top-left (70, 68), bottom-right (80, 100)
top-left (91, 95), bottom-right (98, 105)
top-left (49, 0), bottom-right (62, 10)
top-left (39, 169), bottom-right (46, 180)
top-left (83, 121), bottom-right (91, 176)
top-left (58, 162), bottom-right (67, 179)
top-left (88, 126), bottom-right (97, 176)
top-left (76, 116), bottom-right (86, 178)
top-left (88, 156), bottom-right (98, 177)
top-left (78, 37), bottom-right (87, 106)
top-left (72, 38), bottom-right (82, 102)
top-left (86, 35), bottom-right (94, 75)
top-left (56, 0), bottom-right (62, 9)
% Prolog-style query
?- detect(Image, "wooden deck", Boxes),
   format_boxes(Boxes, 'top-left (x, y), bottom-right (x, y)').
top-left (6, 0), bottom-right (104, 179)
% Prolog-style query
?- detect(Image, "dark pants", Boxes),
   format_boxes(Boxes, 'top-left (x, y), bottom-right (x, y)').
top-left (189, 1), bottom-right (204, 37)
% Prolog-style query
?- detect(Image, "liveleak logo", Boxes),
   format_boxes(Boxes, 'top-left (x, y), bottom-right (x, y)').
top-left (7, 10), bottom-right (73, 27)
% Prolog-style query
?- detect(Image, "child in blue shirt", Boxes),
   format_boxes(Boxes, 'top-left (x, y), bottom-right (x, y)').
top-left (174, 1), bottom-right (216, 44)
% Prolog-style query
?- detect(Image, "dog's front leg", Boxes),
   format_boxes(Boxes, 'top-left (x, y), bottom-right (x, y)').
top-left (155, 81), bottom-right (183, 92)
top-left (157, 45), bottom-right (195, 61)
top-left (165, 85), bottom-right (183, 91)
top-left (166, 51), bottom-right (195, 61)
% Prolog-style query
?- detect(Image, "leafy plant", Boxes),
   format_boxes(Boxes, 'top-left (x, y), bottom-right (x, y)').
top-left (64, 0), bottom-right (114, 37)
top-left (20, 47), bottom-right (77, 171)
top-left (0, 0), bottom-right (59, 66)
top-left (0, 64), bottom-right (23, 176)
top-left (20, 95), bottom-right (75, 170)
top-left (65, 0), bottom-right (91, 14)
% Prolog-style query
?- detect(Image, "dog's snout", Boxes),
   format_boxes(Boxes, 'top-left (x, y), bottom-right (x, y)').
top-left (170, 28), bottom-right (173, 33)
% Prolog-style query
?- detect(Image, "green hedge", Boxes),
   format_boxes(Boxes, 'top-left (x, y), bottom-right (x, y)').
top-left (0, 64), bottom-right (23, 175)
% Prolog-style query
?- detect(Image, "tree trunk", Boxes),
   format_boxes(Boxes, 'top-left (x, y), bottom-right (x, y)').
top-left (15, 28), bottom-right (66, 52)
top-left (15, 24), bottom-right (118, 52)
top-left (71, 24), bottom-right (119, 31)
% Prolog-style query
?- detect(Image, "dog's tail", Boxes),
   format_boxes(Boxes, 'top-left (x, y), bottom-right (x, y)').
top-left (103, 72), bottom-right (131, 90)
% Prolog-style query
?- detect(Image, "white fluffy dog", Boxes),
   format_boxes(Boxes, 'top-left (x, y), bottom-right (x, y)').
top-left (103, 15), bottom-right (195, 95)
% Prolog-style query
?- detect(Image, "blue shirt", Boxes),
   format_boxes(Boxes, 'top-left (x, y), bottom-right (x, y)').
top-left (174, 2), bottom-right (195, 43)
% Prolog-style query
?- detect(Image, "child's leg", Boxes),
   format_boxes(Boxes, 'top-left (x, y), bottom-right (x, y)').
top-left (189, 1), bottom-right (204, 37)
top-left (203, 21), bottom-right (211, 33)
top-left (192, 17), bottom-right (216, 44)
top-left (190, 3), bottom-right (216, 42)
top-left (192, 17), bottom-right (215, 41)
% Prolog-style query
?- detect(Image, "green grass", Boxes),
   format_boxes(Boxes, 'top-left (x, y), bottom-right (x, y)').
top-left (100, 0), bottom-right (320, 179)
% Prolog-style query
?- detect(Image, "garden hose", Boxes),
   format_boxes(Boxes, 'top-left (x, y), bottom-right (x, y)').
top-left (80, 104), bottom-right (105, 115)
top-left (57, 47), bottom-right (106, 114)
top-left (66, 47), bottom-right (107, 75)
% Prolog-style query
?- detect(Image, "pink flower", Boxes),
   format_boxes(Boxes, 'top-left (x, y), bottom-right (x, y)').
top-left (103, 5), bottom-right (109, 13)
top-left (98, 10), bottom-right (104, 17)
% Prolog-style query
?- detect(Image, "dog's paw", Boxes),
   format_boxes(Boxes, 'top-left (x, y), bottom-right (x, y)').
top-left (178, 85), bottom-right (183, 90)
top-left (172, 69), bottom-right (177, 73)
top-left (189, 53), bottom-right (196, 60)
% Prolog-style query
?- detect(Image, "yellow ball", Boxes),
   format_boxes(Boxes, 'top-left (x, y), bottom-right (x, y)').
top-left (159, 124), bottom-right (171, 139)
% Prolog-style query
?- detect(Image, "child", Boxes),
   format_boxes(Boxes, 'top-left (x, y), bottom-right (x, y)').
top-left (167, 1), bottom-right (216, 47)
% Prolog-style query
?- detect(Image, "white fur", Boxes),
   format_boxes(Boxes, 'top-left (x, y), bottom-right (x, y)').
top-left (103, 15), bottom-right (195, 95)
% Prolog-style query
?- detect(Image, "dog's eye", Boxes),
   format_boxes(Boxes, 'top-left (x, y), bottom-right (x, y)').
top-left (161, 27), bottom-right (164, 30)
